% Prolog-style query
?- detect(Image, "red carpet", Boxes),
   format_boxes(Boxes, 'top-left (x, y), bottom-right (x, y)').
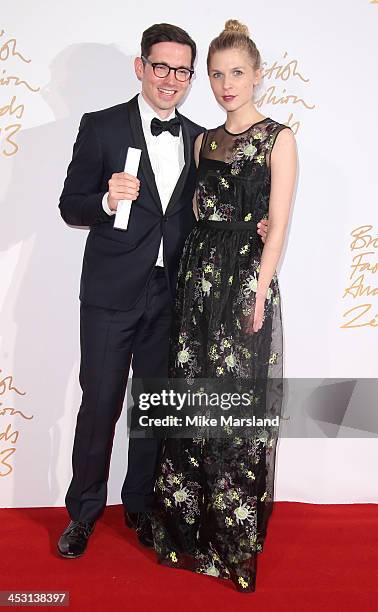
top-left (0, 503), bottom-right (377, 611)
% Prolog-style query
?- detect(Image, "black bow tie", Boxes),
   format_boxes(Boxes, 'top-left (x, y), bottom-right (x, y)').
top-left (150, 116), bottom-right (181, 137)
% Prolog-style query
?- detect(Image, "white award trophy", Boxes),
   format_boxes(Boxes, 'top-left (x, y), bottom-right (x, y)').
top-left (113, 147), bottom-right (142, 230)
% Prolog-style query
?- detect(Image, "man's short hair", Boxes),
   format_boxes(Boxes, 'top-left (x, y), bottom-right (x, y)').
top-left (141, 23), bottom-right (197, 67)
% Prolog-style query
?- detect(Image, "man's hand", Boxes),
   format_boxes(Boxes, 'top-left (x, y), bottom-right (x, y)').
top-left (257, 218), bottom-right (268, 243)
top-left (108, 172), bottom-right (140, 211)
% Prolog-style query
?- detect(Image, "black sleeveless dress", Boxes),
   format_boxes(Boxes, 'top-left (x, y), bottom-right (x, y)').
top-left (152, 118), bottom-right (290, 592)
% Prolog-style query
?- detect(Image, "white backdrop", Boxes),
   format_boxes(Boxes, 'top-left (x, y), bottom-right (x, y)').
top-left (1, 0), bottom-right (377, 507)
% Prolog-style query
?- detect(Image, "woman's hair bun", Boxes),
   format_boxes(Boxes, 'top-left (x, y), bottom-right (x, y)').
top-left (224, 19), bottom-right (250, 37)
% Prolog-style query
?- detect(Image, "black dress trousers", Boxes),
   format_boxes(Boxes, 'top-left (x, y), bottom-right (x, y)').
top-left (65, 267), bottom-right (172, 522)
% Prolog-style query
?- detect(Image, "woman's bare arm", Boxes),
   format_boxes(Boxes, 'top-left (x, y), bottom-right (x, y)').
top-left (248, 128), bottom-right (297, 332)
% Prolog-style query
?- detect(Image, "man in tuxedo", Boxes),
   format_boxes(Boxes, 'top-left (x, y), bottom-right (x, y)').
top-left (57, 23), bottom-right (268, 558)
top-left (57, 23), bottom-right (203, 558)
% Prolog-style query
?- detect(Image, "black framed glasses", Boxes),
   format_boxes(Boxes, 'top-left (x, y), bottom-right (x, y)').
top-left (141, 56), bottom-right (194, 82)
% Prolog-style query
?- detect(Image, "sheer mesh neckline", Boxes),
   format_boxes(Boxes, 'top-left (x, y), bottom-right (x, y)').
top-left (222, 117), bottom-right (270, 136)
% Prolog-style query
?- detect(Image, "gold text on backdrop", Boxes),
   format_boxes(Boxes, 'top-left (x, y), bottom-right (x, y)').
top-left (341, 225), bottom-right (378, 329)
top-left (0, 29), bottom-right (40, 157)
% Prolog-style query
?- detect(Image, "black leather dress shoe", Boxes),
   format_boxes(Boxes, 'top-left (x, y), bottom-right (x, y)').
top-left (124, 512), bottom-right (154, 548)
top-left (57, 520), bottom-right (94, 558)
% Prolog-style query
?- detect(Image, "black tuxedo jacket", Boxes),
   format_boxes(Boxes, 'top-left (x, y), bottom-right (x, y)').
top-left (59, 95), bottom-right (204, 310)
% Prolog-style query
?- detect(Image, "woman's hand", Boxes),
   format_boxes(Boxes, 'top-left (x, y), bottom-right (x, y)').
top-left (246, 293), bottom-right (266, 334)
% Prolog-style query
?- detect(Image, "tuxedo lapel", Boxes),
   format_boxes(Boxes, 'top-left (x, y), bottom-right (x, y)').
top-left (165, 112), bottom-right (192, 215)
top-left (126, 96), bottom-right (163, 213)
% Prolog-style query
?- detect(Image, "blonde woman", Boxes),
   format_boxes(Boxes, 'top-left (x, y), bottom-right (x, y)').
top-left (152, 20), bottom-right (297, 592)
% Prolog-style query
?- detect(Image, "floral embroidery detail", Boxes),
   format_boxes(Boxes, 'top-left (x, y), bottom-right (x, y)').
top-left (209, 345), bottom-right (219, 362)
top-left (269, 352), bottom-right (278, 365)
top-left (239, 244), bottom-right (250, 255)
top-left (209, 140), bottom-right (218, 150)
top-left (169, 552), bottom-right (178, 563)
top-left (208, 209), bottom-right (222, 221)
top-left (214, 493), bottom-right (226, 510)
top-left (196, 164), bottom-right (235, 222)
top-left (244, 212), bottom-right (252, 221)
top-left (173, 488), bottom-right (189, 504)
top-left (243, 275), bottom-right (258, 296)
top-left (225, 353), bottom-right (236, 371)
top-left (204, 564), bottom-right (220, 577)
top-left (177, 345), bottom-right (191, 365)
top-left (201, 277), bottom-right (212, 296)
top-left (238, 577), bottom-right (249, 589)
top-left (234, 502), bottom-right (255, 524)
top-left (243, 142), bottom-right (257, 159)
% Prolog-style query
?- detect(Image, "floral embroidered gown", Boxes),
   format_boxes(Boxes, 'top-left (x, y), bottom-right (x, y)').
top-left (152, 118), bottom-right (290, 592)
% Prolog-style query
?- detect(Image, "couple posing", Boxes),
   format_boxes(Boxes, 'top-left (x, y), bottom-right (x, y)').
top-left (58, 20), bottom-right (297, 592)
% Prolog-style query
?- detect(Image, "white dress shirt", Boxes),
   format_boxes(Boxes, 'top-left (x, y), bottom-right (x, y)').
top-left (102, 93), bottom-right (185, 267)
